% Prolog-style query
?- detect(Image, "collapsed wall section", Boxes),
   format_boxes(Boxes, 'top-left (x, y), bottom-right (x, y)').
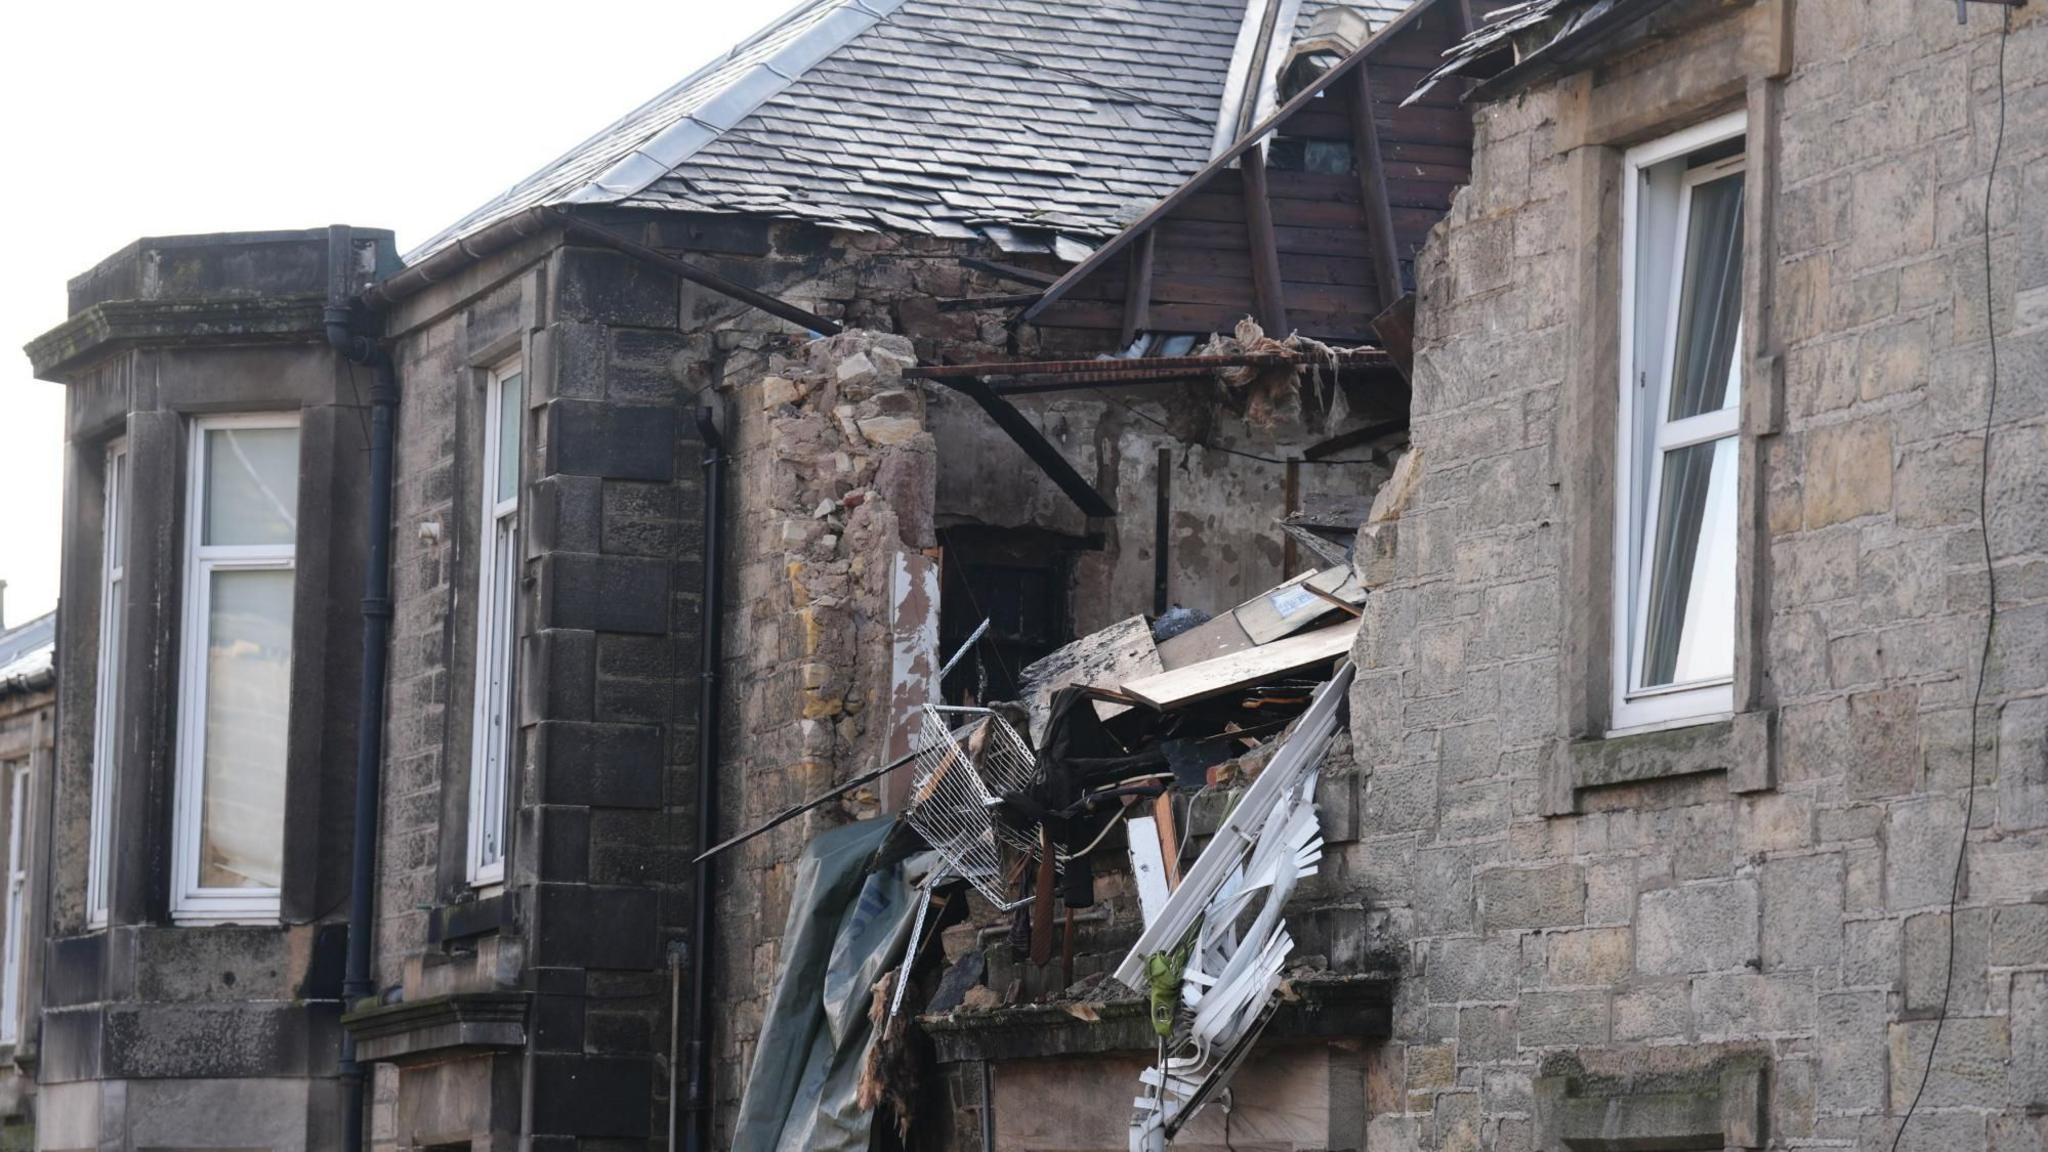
top-left (710, 329), bottom-right (940, 1133)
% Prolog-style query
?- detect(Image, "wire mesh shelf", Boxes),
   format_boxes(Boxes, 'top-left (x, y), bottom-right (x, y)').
top-left (902, 705), bottom-right (1044, 910)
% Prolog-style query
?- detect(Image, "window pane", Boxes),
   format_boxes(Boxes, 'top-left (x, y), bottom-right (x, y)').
top-left (477, 519), bottom-right (519, 871)
top-left (1642, 436), bottom-right (1738, 687)
top-left (496, 373), bottom-right (522, 505)
top-left (108, 450), bottom-right (127, 570)
top-left (1666, 171), bottom-right (1745, 421)
top-left (199, 567), bottom-right (293, 889)
top-left (204, 427), bottom-right (299, 546)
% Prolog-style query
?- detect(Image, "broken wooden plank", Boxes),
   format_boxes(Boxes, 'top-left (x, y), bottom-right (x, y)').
top-left (1232, 567), bottom-right (1361, 645)
top-left (1127, 814), bottom-right (1172, 927)
top-left (1152, 792), bottom-right (1182, 890)
top-left (1122, 619), bottom-right (1361, 710)
top-left (1304, 580), bottom-right (1366, 618)
top-left (883, 552), bottom-right (942, 810)
top-left (961, 256), bottom-right (1059, 288)
top-left (1279, 519), bottom-right (1353, 569)
top-left (1014, 615), bottom-right (1164, 744)
top-left (1156, 612), bottom-right (1257, 672)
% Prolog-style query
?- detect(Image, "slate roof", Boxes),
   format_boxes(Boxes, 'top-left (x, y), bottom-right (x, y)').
top-left (409, 0), bottom-right (1415, 263)
top-left (0, 611), bottom-right (55, 699)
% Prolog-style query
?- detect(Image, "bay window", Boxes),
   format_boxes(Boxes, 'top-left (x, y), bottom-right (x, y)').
top-left (1612, 111), bottom-right (1745, 733)
top-left (467, 361), bottom-right (522, 885)
top-left (87, 439), bottom-right (126, 927)
top-left (173, 415), bottom-right (300, 922)
top-left (1, 764), bottom-right (25, 1044)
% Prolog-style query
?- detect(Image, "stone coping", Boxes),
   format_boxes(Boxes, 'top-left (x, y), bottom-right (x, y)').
top-left (26, 297), bottom-right (331, 377)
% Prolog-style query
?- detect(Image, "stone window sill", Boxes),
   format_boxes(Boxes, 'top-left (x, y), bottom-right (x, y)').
top-left (342, 991), bottom-right (529, 1066)
top-left (428, 891), bottom-right (516, 947)
top-left (1542, 709), bottom-right (1774, 816)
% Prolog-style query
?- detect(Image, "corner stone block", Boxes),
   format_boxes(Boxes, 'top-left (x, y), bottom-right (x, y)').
top-left (529, 1053), bottom-right (652, 1138)
top-left (532, 883), bottom-right (659, 971)
top-left (550, 245), bottom-right (678, 328)
top-left (545, 399), bottom-right (676, 482)
top-left (535, 721), bottom-right (664, 809)
top-left (523, 629), bottom-right (597, 723)
top-left (528, 475), bottom-right (603, 556)
top-left (541, 553), bottom-right (671, 636)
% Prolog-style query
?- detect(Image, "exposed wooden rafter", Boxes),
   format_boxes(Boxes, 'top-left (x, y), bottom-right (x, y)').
top-left (1016, 0), bottom-right (1464, 332)
top-left (1349, 63), bottom-right (1404, 313)
top-left (1239, 142), bottom-right (1291, 336)
top-left (1120, 230), bottom-right (1156, 346)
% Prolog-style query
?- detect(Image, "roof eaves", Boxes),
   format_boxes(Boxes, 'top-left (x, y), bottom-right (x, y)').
top-left (568, 0), bottom-right (912, 207)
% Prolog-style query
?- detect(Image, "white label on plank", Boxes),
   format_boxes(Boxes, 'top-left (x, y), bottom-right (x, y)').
top-left (1268, 583), bottom-right (1319, 618)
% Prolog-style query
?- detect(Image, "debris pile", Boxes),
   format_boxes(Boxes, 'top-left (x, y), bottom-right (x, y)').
top-left (726, 444), bottom-right (1418, 1149)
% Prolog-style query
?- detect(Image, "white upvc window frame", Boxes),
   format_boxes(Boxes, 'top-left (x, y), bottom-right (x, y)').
top-left (172, 412), bottom-right (300, 924)
top-left (466, 359), bottom-right (523, 887)
top-left (87, 439), bottom-right (127, 928)
top-left (1611, 110), bottom-right (1747, 735)
top-left (1, 762), bottom-right (27, 1045)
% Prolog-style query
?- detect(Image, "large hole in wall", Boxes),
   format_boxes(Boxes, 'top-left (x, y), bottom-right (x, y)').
top-left (937, 525), bottom-right (1079, 705)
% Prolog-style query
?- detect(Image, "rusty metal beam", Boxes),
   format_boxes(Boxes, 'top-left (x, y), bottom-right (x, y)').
top-left (930, 373), bottom-right (1116, 517)
top-left (545, 209), bottom-right (843, 336)
top-left (904, 350), bottom-right (1390, 380)
top-left (1349, 63), bottom-right (1404, 313)
top-left (1239, 142), bottom-right (1291, 337)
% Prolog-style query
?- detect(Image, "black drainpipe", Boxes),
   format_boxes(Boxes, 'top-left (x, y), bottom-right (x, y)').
top-left (683, 404), bottom-right (725, 1152)
top-left (324, 285), bottom-right (399, 1152)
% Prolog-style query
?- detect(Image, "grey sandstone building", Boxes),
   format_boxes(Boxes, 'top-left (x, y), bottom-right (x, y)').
top-left (15, 0), bottom-right (2048, 1149)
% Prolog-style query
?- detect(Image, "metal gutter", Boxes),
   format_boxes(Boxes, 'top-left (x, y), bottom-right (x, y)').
top-left (326, 227), bottom-right (402, 1152)
top-left (684, 405), bottom-right (728, 1152)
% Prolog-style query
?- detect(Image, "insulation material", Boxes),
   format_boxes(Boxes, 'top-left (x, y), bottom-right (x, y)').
top-left (1197, 318), bottom-right (1350, 430)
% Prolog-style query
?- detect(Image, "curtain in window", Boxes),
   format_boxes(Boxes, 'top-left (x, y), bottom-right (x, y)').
top-left (200, 567), bottom-right (293, 889)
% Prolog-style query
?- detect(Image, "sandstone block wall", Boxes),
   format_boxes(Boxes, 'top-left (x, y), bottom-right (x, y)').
top-left (1347, 5), bottom-right (2048, 1152)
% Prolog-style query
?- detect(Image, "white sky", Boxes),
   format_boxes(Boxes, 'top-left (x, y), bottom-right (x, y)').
top-left (0, 0), bottom-right (775, 627)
